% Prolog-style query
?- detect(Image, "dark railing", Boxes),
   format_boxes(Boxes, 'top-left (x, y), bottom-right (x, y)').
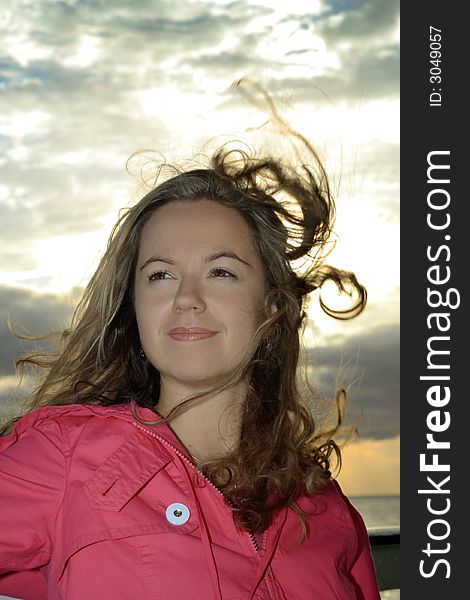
top-left (369, 527), bottom-right (400, 591)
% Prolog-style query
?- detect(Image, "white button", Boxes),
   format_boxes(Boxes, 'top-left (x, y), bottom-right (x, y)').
top-left (166, 502), bottom-right (190, 525)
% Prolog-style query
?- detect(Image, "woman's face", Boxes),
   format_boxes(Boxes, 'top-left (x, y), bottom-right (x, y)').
top-left (134, 199), bottom-right (267, 389)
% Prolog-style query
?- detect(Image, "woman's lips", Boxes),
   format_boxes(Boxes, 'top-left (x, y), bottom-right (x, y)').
top-left (169, 327), bottom-right (217, 342)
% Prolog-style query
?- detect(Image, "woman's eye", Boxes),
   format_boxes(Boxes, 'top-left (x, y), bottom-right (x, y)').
top-left (209, 268), bottom-right (236, 278)
top-left (148, 271), bottom-right (172, 282)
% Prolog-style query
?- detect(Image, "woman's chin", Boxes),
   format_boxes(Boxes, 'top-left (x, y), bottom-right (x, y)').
top-left (161, 369), bottom-right (232, 390)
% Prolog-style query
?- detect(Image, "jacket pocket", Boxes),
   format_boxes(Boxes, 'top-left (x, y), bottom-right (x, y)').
top-left (83, 431), bottom-right (172, 511)
top-left (55, 432), bottom-right (200, 590)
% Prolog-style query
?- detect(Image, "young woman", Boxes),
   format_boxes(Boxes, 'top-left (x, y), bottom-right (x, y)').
top-left (0, 111), bottom-right (380, 599)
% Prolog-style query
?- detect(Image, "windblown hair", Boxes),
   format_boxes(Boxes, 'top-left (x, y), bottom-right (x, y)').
top-left (2, 83), bottom-right (366, 535)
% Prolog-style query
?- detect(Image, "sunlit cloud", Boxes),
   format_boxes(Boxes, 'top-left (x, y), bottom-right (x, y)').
top-left (337, 436), bottom-right (400, 497)
top-left (0, 110), bottom-right (51, 139)
top-left (62, 35), bottom-right (102, 68)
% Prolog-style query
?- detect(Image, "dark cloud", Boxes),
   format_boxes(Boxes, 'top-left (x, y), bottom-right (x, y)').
top-left (249, 1), bottom-right (400, 103)
top-left (345, 45), bottom-right (399, 100)
top-left (312, 0), bottom-right (399, 44)
top-left (0, 286), bottom-right (73, 377)
top-left (6, 0), bottom-right (269, 70)
top-left (2, 0), bottom-right (399, 117)
top-left (0, 379), bottom-right (24, 423)
top-left (306, 322), bottom-right (399, 440)
top-left (180, 33), bottom-right (269, 80)
top-left (308, 0), bottom-right (400, 102)
top-left (181, 26), bottom-right (398, 104)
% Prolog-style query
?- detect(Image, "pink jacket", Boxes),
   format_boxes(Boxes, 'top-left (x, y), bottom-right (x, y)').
top-left (0, 403), bottom-right (380, 600)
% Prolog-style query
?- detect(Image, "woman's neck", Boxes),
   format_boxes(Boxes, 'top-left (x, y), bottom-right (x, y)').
top-left (156, 379), bottom-right (247, 462)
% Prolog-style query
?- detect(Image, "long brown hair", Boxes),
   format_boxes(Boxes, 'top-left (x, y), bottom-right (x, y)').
top-left (2, 83), bottom-right (366, 535)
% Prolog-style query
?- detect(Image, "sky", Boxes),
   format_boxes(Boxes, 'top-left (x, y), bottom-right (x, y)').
top-left (0, 0), bottom-right (399, 496)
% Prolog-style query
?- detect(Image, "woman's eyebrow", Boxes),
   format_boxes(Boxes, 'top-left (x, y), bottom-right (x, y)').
top-left (139, 256), bottom-right (176, 271)
top-left (140, 250), bottom-right (253, 271)
top-left (203, 251), bottom-right (252, 268)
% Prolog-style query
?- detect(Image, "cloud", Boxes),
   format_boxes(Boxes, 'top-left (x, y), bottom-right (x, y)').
top-left (313, 0), bottom-right (399, 45)
top-left (1, 3), bottom-right (277, 267)
top-left (0, 375), bottom-right (27, 424)
top-left (260, 46), bottom-right (398, 103)
top-left (0, 157), bottom-right (118, 240)
top-left (1, 0), bottom-right (398, 262)
top-left (336, 435), bottom-right (400, 496)
top-left (305, 321), bottom-right (400, 440)
top-left (0, 285), bottom-right (73, 377)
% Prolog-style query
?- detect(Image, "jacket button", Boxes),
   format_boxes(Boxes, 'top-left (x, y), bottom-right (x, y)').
top-left (166, 502), bottom-right (190, 525)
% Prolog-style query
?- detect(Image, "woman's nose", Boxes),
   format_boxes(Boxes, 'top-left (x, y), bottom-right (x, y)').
top-left (172, 277), bottom-right (206, 313)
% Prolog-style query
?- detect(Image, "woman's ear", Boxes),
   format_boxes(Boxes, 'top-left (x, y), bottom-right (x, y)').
top-left (270, 303), bottom-right (278, 315)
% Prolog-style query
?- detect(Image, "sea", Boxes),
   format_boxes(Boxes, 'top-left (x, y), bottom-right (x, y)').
top-left (0, 496), bottom-right (400, 600)
top-left (350, 495), bottom-right (400, 600)
top-left (350, 494), bottom-right (400, 530)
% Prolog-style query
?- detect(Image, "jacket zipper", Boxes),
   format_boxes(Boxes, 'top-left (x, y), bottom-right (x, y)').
top-left (133, 422), bottom-right (263, 554)
top-left (134, 421), bottom-right (280, 599)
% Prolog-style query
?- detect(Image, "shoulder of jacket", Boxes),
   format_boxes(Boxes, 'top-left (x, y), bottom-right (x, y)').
top-left (19, 402), bottom-right (131, 425)
top-left (2, 403), bottom-right (134, 446)
top-left (297, 479), bottom-right (355, 520)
